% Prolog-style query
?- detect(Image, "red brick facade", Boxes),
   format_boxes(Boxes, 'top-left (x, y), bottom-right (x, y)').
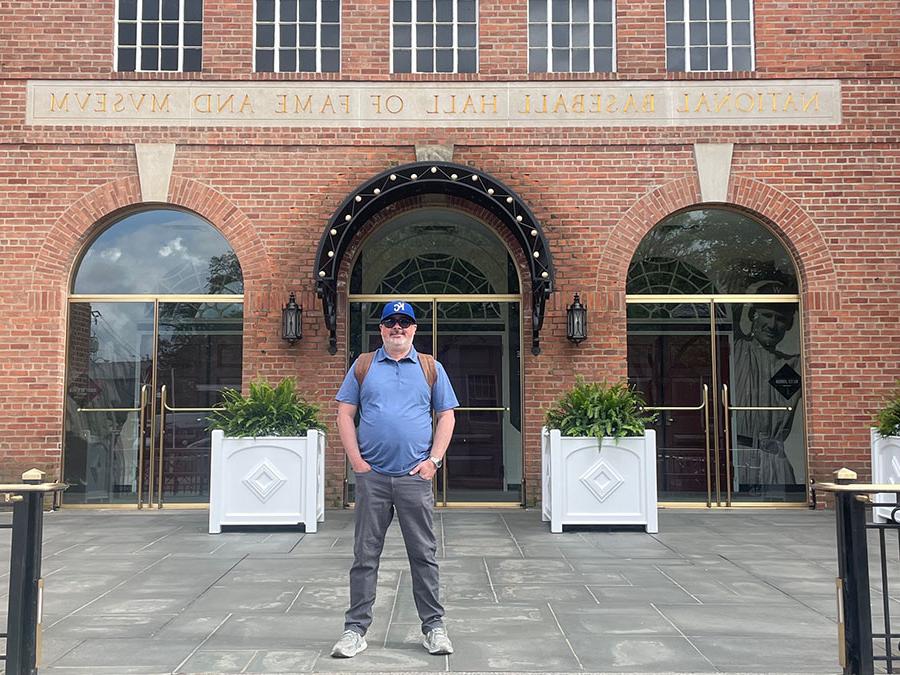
top-left (1, 1), bottom-right (898, 505)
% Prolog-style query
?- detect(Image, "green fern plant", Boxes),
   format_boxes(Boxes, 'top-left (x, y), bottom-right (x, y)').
top-left (206, 378), bottom-right (325, 437)
top-left (544, 378), bottom-right (657, 441)
top-left (875, 383), bottom-right (900, 438)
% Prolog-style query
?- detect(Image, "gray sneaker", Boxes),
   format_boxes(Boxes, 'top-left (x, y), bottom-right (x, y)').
top-left (423, 626), bottom-right (454, 655)
top-left (331, 629), bottom-right (367, 658)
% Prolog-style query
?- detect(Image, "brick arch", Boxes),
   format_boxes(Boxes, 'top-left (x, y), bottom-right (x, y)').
top-left (31, 175), bottom-right (273, 304)
top-left (597, 175), bottom-right (838, 294)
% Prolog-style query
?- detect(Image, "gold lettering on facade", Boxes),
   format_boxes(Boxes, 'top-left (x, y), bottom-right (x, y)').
top-left (320, 95), bottom-right (336, 114)
top-left (606, 94), bottom-right (617, 113)
top-left (677, 93), bottom-right (690, 113)
top-left (803, 92), bottom-right (819, 112)
top-left (623, 93), bottom-right (639, 113)
top-left (553, 94), bottom-right (568, 113)
top-left (49, 93), bottom-right (69, 112)
top-left (338, 95), bottom-right (351, 114)
top-left (735, 92), bottom-right (755, 112)
top-left (570, 94), bottom-right (584, 113)
top-left (94, 93), bottom-right (107, 112)
top-left (482, 95), bottom-right (498, 114)
top-left (693, 93), bottom-right (711, 113)
top-left (193, 94), bottom-right (211, 113)
top-left (384, 95), bottom-right (404, 114)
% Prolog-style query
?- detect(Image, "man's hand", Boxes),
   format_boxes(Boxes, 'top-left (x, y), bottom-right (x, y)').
top-left (352, 460), bottom-right (372, 474)
top-left (409, 459), bottom-right (437, 481)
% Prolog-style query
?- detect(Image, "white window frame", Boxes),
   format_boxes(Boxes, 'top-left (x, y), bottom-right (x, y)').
top-left (253, 0), bottom-right (341, 73)
top-left (114, 0), bottom-right (203, 72)
top-left (665, 0), bottom-right (755, 72)
top-left (527, 0), bottom-right (617, 73)
top-left (390, 0), bottom-right (479, 74)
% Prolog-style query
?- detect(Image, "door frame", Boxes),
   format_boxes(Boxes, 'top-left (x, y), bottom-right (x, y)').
top-left (346, 293), bottom-right (525, 507)
top-left (626, 294), bottom-right (809, 509)
top-left (61, 293), bottom-right (244, 508)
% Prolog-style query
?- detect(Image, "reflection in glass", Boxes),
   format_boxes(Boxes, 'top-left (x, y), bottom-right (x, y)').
top-left (627, 209), bottom-right (797, 296)
top-left (64, 302), bottom-right (153, 504)
top-left (73, 209), bottom-right (244, 295)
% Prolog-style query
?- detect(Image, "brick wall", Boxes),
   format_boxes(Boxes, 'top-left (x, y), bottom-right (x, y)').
top-left (0, 0), bottom-right (898, 504)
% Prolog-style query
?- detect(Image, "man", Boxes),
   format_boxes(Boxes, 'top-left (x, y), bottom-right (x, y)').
top-left (331, 300), bottom-right (459, 658)
top-left (732, 298), bottom-right (801, 492)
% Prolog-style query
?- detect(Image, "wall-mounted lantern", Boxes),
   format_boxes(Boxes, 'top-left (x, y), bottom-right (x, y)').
top-left (282, 292), bottom-right (302, 344)
top-left (566, 293), bottom-right (587, 344)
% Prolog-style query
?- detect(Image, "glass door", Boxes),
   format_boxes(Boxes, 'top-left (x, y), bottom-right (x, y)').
top-left (627, 299), bottom-right (806, 506)
top-left (63, 299), bottom-right (243, 507)
top-left (347, 297), bottom-right (522, 505)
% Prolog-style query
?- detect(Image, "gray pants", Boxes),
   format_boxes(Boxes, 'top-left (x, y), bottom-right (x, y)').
top-left (344, 470), bottom-right (444, 636)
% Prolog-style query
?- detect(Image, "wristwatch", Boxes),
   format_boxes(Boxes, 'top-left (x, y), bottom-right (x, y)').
top-left (429, 456), bottom-right (443, 469)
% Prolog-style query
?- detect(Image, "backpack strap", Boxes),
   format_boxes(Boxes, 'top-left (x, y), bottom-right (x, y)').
top-left (354, 350), bottom-right (437, 390)
top-left (354, 351), bottom-right (376, 388)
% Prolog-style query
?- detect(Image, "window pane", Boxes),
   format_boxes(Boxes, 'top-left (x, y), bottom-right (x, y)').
top-left (160, 47), bottom-right (178, 69)
top-left (393, 48), bottom-right (411, 71)
top-left (667, 46), bottom-right (685, 71)
top-left (140, 47), bottom-right (159, 70)
top-left (280, 49), bottom-right (296, 70)
top-left (458, 0), bottom-right (475, 22)
top-left (593, 0), bottom-right (612, 21)
top-left (689, 0), bottom-right (706, 20)
top-left (416, 0), bottom-right (433, 21)
top-left (118, 47), bottom-right (137, 70)
top-left (184, 0), bottom-right (203, 21)
top-left (529, 23), bottom-right (547, 47)
top-left (666, 22), bottom-right (684, 46)
top-left (256, 49), bottom-right (275, 70)
top-left (709, 21), bottom-right (726, 45)
top-left (416, 48), bottom-right (434, 71)
top-left (689, 22), bottom-right (707, 46)
top-left (436, 48), bottom-right (453, 71)
top-left (184, 23), bottom-right (202, 46)
top-left (664, 0), bottom-right (682, 20)
top-left (299, 0), bottom-right (317, 20)
top-left (529, 48), bottom-right (547, 71)
top-left (529, 0), bottom-right (546, 22)
top-left (394, 0), bottom-right (411, 22)
top-left (322, 0), bottom-right (340, 21)
top-left (142, 0), bottom-right (159, 20)
top-left (436, 0), bottom-right (453, 21)
top-left (161, 22), bottom-right (178, 45)
top-left (551, 0), bottom-right (568, 21)
top-left (281, 0), bottom-right (298, 21)
top-left (394, 24), bottom-right (411, 47)
top-left (321, 48), bottom-right (340, 71)
top-left (458, 24), bottom-right (476, 47)
top-left (119, 23), bottom-right (137, 45)
top-left (417, 26), bottom-right (433, 46)
top-left (322, 24), bottom-right (340, 47)
top-left (594, 47), bottom-right (612, 71)
top-left (733, 46), bottom-right (752, 70)
top-left (280, 24), bottom-right (297, 47)
top-left (142, 23), bottom-right (159, 45)
top-left (709, 0), bottom-right (726, 20)
top-left (120, 0), bottom-right (138, 20)
top-left (572, 0), bottom-right (589, 22)
top-left (733, 21), bottom-right (751, 45)
top-left (552, 24), bottom-right (568, 47)
top-left (436, 24), bottom-right (452, 46)
top-left (257, 0), bottom-right (275, 21)
top-left (551, 48), bottom-right (569, 70)
top-left (257, 24), bottom-right (275, 47)
top-left (161, 0), bottom-right (179, 20)
top-left (298, 48), bottom-right (316, 70)
top-left (594, 22), bottom-right (612, 47)
top-left (458, 48), bottom-right (476, 71)
top-left (298, 24), bottom-right (316, 45)
top-left (183, 47), bottom-right (201, 70)
top-left (733, 0), bottom-right (751, 20)
top-left (572, 48), bottom-right (589, 71)
top-left (690, 46), bottom-right (708, 70)
top-left (572, 23), bottom-right (589, 47)
top-left (709, 46), bottom-right (727, 69)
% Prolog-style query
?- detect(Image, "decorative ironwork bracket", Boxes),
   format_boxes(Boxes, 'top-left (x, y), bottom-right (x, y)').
top-left (315, 161), bottom-right (555, 356)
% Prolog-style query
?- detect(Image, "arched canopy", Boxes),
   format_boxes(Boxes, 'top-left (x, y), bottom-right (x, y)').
top-left (314, 161), bottom-right (554, 354)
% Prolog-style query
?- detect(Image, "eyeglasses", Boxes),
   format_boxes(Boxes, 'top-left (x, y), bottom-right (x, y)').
top-left (381, 317), bottom-right (414, 329)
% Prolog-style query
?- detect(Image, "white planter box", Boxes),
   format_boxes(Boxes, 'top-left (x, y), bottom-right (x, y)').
top-left (541, 427), bottom-right (658, 534)
top-left (209, 429), bottom-right (325, 534)
top-left (871, 428), bottom-right (900, 523)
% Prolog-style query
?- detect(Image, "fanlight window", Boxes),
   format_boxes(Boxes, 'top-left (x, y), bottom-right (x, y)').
top-left (73, 209), bottom-right (243, 295)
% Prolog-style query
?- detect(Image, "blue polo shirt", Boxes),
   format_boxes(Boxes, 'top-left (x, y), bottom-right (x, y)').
top-left (336, 346), bottom-right (459, 476)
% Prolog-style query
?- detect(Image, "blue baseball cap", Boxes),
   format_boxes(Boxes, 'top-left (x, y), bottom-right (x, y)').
top-left (381, 300), bottom-right (416, 323)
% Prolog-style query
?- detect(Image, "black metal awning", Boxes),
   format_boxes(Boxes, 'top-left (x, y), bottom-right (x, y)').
top-left (314, 161), bottom-right (554, 355)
